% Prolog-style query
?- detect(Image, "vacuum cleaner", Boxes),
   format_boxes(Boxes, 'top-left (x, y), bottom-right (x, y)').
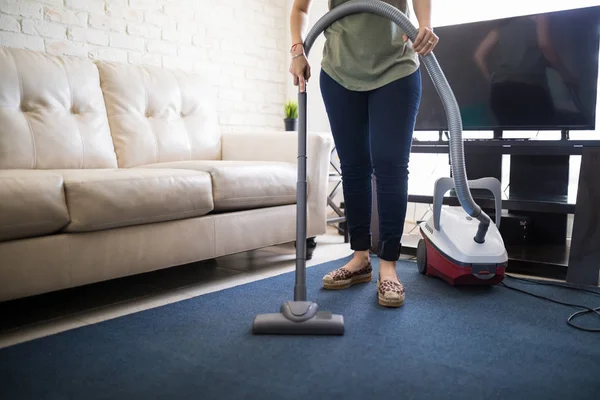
top-left (416, 176), bottom-right (508, 285)
top-left (252, 0), bottom-right (508, 335)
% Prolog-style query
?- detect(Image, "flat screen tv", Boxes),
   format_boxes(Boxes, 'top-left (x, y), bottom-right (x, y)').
top-left (415, 5), bottom-right (600, 132)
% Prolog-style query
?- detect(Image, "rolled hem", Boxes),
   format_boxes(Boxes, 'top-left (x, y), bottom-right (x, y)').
top-left (378, 239), bottom-right (402, 261)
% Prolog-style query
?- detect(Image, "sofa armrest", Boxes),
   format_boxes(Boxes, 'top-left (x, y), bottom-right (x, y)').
top-left (221, 130), bottom-right (334, 238)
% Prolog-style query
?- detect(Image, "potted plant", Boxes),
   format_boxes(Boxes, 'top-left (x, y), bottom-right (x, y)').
top-left (284, 100), bottom-right (298, 131)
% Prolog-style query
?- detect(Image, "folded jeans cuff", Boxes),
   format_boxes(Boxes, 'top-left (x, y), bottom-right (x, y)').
top-left (378, 239), bottom-right (402, 261)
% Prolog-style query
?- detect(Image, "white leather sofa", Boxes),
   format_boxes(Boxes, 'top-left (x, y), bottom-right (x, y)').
top-left (0, 47), bottom-right (333, 302)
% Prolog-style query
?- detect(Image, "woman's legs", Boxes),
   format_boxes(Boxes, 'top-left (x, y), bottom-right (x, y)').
top-left (319, 68), bottom-right (422, 298)
top-left (320, 70), bottom-right (373, 281)
top-left (368, 69), bottom-right (422, 284)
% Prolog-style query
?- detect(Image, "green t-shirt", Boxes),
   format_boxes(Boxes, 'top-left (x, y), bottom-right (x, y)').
top-left (321, 0), bottom-right (420, 91)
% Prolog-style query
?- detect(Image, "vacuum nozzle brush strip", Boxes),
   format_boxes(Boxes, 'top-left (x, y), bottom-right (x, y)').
top-left (301, 0), bottom-right (492, 243)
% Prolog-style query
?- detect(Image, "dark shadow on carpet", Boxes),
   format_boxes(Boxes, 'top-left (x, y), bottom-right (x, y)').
top-left (0, 256), bottom-right (599, 400)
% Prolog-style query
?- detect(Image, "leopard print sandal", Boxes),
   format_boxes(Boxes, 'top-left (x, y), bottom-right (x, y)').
top-left (322, 262), bottom-right (372, 290)
top-left (377, 277), bottom-right (405, 307)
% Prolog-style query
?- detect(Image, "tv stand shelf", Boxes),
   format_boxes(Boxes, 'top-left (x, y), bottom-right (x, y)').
top-left (370, 138), bottom-right (600, 286)
top-left (504, 244), bottom-right (571, 280)
top-left (408, 193), bottom-right (575, 214)
top-left (411, 139), bottom-right (596, 155)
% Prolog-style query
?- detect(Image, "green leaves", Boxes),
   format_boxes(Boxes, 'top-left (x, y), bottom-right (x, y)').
top-left (284, 100), bottom-right (298, 119)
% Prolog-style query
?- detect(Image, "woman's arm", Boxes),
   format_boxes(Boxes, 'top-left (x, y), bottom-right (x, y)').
top-left (412, 0), bottom-right (432, 28)
top-left (473, 28), bottom-right (499, 80)
top-left (411, 0), bottom-right (438, 55)
top-left (289, 0), bottom-right (313, 92)
top-left (290, 0), bottom-right (312, 46)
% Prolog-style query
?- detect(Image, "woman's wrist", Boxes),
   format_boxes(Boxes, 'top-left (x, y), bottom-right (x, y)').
top-left (290, 42), bottom-right (304, 55)
top-left (417, 18), bottom-right (432, 30)
top-left (290, 42), bottom-right (305, 60)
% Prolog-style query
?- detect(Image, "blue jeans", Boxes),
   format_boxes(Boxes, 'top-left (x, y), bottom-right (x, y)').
top-left (320, 69), bottom-right (422, 261)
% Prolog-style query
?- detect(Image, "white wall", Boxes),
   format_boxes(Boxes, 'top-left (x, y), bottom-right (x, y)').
top-left (0, 0), bottom-right (288, 133)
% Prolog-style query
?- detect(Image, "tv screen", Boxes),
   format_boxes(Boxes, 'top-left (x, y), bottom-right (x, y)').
top-left (415, 6), bottom-right (600, 132)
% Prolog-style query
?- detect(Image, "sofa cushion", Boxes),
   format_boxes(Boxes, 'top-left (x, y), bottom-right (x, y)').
top-left (136, 160), bottom-right (297, 212)
top-left (0, 170), bottom-right (70, 242)
top-left (54, 169), bottom-right (214, 232)
top-left (0, 47), bottom-right (117, 169)
top-left (96, 61), bottom-right (221, 168)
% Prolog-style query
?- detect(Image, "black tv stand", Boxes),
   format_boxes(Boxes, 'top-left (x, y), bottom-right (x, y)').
top-left (493, 129), bottom-right (503, 139)
top-left (438, 130), bottom-right (449, 142)
top-left (561, 129), bottom-right (570, 141)
top-left (369, 139), bottom-right (600, 286)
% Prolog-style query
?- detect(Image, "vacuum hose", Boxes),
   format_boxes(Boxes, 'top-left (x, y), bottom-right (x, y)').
top-left (301, 0), bottom-right (491, 243)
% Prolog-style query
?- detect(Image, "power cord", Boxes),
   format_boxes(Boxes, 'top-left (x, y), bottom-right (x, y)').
top-left (501, 274), bottom-right (600, 332)
top-left (406, 204), bottom-right (432, 235)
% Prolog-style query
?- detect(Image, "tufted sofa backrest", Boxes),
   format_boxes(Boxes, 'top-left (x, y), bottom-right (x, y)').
top-left (0, 47), bottom-right (223, 170)
top-left (0, 47), bottom-right (118, 169)
top-left (96, 62), bottom-right (222, 168)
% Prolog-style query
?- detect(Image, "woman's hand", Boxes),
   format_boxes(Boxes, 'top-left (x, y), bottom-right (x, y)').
top-left (289, 44), bottom-right (311, 92)
top-left (404, 26), bottom-right (439, 56)
top-left (409, 0), bottom-right (437, 56)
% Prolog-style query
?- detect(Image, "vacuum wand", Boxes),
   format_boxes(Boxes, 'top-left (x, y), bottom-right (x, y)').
top-left (294, 90), bottom-right (308, 302)
top-left (252, 71), bottom-right (344, 335)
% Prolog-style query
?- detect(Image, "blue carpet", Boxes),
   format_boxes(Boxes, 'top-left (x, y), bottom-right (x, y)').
top-left (1, 256), bottom-right (599, 400)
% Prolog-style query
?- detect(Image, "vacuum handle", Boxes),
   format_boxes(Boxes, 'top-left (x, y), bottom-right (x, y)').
top-left (433, 177), bottom-right (502, 230)
top-left (467, 177), bottom-right (502, 229)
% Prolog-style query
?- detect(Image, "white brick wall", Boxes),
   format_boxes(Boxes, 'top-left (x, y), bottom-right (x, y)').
top-left (0, 0), bottom-right (288, 132)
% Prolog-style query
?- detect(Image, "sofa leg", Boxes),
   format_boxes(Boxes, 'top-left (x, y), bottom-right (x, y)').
top-left (306, 237), bottom-right (317, 260)
top-left (294, 237), bottom-right (317, 260)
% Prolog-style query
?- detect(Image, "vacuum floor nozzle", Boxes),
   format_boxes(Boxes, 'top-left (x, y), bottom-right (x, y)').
top-left (252, 301), bottom-right (344, 335)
